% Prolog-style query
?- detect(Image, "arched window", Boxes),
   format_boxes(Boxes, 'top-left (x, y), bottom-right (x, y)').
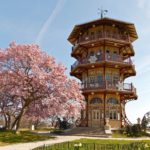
top-left (107, 97), bottom-right (118, 104)
top-left (90, 97), bottom-right (102, 104)
top-left (109, 110), bottom-right (118, 120)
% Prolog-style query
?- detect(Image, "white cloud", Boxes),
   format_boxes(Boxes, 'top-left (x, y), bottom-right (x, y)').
top-left (35, 0), bottom-right (67, 45)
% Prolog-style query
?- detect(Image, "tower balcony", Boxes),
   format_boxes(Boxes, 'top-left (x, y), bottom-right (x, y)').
top-left (81, 81), bottom-right (136, 96)
top-left (72, 31), bottom-right (129, 53)
top-left (71, 55), bottom-right (134, 72)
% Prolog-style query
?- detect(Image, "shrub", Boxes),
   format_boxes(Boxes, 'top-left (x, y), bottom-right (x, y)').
top-left (141, 116), bottom-right (148, 132)
top-left (126, 124), bottom-right (142, 137)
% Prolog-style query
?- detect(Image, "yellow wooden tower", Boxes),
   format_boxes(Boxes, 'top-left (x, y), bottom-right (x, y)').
top-left (68, 17), bottom-right (138, 130)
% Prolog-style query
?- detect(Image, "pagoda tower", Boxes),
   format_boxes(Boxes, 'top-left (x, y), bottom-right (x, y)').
top-left (68, 18), bottom-right (138, 130)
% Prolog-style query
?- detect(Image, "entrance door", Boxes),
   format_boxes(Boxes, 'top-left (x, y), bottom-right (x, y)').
top-left (91, 110), bottom-right (102, 127)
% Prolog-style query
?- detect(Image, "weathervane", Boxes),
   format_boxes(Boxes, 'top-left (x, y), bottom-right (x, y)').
top-left (98, 7), bottom-right (108, 19)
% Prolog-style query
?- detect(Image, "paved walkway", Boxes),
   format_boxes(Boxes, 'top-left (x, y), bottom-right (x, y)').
top-left (0, 135), bottom-right (150, 150)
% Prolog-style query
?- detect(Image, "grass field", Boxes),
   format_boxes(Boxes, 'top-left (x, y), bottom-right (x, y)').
top-left (0, 130), bottom-right (54, 146)
top-left (111, 130), bottom-right (150, 138)
top-left (32, 139), bottom-right (150, 150)
top-left (73, 138), bottom-right (150, 144)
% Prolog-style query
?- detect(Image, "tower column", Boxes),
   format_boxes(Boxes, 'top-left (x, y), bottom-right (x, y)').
top-left (104, 93), bottom-right (106, 125)
top-left (85, 95), bottom-right (88, 127)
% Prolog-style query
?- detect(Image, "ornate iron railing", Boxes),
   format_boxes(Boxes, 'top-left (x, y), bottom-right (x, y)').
top-left (72, 31), bottom-right (129, 52)
top-left (81, 81), bottom-right (135, 92)
top-left (71, 55), bottom-right (133, 71)
top-left (32, 141), bottom-right (148, 150)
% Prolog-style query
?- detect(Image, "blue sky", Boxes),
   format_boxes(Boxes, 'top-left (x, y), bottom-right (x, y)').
top-left (0, 0), bottom-right (150, 123)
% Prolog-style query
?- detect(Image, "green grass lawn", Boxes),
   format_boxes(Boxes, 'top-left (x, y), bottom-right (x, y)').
top-left (73, 138), bottom-right (150, 144)
top-left (111, 132), bottom-right (128, 138)
top-left (33, 139), bottom-right (150, 150)
top-left (0, 130), bottom-right (55, 146)
top-left (111, 131), bottom-right (150, 138)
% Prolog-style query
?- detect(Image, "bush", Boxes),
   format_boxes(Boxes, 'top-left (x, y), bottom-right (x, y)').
top-left (57, 117), bottom-right (73, 130)
top-left (141, 116), bottom-right (148, 132)
top-left (126, 125), bottom-right (132, 136)
top-left (126, 124), bottom-right (142, 137)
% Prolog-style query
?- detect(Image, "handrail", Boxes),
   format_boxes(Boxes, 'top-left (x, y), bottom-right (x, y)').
top-left (81, 81), bottom-right (135, 92)
top-left (71, 55), bottom-right (133, 71)
top-left (78, 32), bottom-right (129, 43)
top-left (72, 31), bottom-right (129, 52)
top-left (121, 103), bottom-right (132, 126)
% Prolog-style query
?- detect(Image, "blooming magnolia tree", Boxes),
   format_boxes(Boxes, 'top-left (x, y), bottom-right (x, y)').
top-left (0, 42), bottom-right (85, 131)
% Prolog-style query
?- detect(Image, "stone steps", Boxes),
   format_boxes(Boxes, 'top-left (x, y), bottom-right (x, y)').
top-left (62, 127), bottom-right (108, 137)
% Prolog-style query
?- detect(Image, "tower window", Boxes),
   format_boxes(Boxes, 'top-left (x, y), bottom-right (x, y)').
top-left (89, 76), bottom-right (96, 83)
top-left (113, 74), bottom-right (119, 85)
top-left (97, 112), bottom-right (99, 119)
top-left (107, 97), bottom-right (118, 104)
top-left (97, 73), bottom-right (103, 82)
top-left (92, 110), bottom-right (100, 120)
top-left (109, 110), bottom-right (118, 120)
top-left (106, 73), bottom-right (112, 84)
top-left (90, 97), bottom-right (102, 104)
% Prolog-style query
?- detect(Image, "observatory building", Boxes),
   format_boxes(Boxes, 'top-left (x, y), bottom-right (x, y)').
top-left (68, 17), bottom-right (138, 130)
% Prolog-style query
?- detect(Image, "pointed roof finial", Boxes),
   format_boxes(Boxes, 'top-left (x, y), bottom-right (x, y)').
top-left (98, 7), bottom-right (108, 19)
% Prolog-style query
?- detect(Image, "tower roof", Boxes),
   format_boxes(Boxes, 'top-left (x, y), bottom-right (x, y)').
top-left (68, 17), bottom-right (138, 44)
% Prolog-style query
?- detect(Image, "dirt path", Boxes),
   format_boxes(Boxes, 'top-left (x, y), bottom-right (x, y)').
top-left (0, 135), bottom-right (150, 150)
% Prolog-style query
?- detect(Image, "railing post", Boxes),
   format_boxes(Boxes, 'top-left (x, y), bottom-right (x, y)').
top-left (104, 31), bottom-right (106, 38)
top-left (93, 143), bottom-right (95, 150)
top-left (68, 141), bottom-right (69, 149)
top-left (104, 51), bottom-right (106, 61)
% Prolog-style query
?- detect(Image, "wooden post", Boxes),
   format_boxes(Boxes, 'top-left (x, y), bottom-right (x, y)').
top-left (104, 93), bottom-right (106, 125)
top-left (86, 96), bottom-right (89, 127)
top-left (93, 143), bottom-right (95, 150)
top-left (131, 83), bottom-right (133, 91)
top-left (120, 96), bottom-right (123, 128)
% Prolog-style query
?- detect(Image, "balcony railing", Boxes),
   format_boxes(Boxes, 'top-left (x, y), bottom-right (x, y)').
top-left (81, 81), bottom-right (135, 92)
top-left (71, 55), bottom-right (133, 71)
top-left (72, 31), bottom-right (129, 52)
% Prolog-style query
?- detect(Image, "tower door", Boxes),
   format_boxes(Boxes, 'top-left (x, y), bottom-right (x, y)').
top-left (91, 109), bottom-right (102, 127)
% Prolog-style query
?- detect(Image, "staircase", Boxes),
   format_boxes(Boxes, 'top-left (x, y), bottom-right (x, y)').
top-left (123, 113), bottom-right (132, 126)
top-left (121, 101), bottom-right (134, 126)
top-left (62, 127), bottom-right (108, 137)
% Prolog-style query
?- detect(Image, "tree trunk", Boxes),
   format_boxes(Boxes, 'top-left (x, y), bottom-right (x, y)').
top-left (11, 115), bottom-right (19, 130)
top-left (3, 114), bottom-right (8, 130)
top-left (15, 114), bottom-right (23, 132)
top-left (34, 119), bottom-right (39, 130)
top-left (7, 115), bottom-right (11, 130)
top-left (11, 106), bottom-right (27, 132)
